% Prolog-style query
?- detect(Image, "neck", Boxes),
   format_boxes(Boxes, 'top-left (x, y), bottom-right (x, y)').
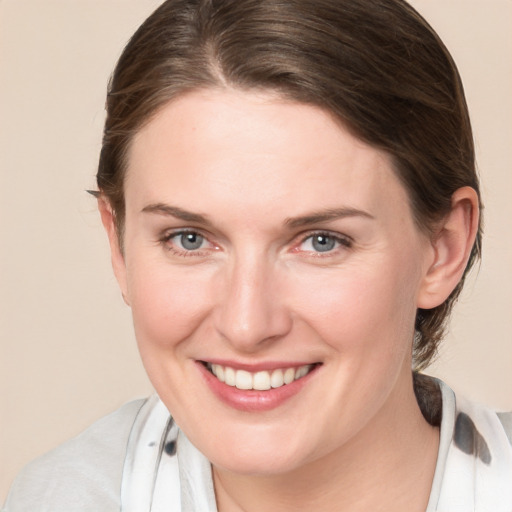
top-left (213, 372), bottom-right (439, 512)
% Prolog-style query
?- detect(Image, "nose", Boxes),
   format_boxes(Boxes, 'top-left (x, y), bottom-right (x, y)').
top-left (213, 252), bottom-right (292, 352)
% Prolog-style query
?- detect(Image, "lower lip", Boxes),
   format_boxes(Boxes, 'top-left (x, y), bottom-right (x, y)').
top-left (197, 362), bottom-right (319, 412)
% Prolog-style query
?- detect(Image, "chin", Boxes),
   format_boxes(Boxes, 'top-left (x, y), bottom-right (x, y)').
top-left (211, 451), bottom-right (306, 477)
top-left (197, 423), bottom-right (319, 476)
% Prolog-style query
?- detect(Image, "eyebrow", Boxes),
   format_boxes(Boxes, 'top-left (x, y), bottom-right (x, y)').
top-left (284, 208), bottom-right (375, 229)
top-left (142, 203), bottom-right (374, 230)
top-left (141, 203), bottom-right (213, 226)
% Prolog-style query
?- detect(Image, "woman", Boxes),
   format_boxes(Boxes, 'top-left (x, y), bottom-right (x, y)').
top-left (4, 0), bottom-right (511, 510)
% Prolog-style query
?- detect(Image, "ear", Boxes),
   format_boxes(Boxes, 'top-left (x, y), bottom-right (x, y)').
top-left (417, 186), bottom-right (480, 309)
top-left (97, 197), bottom-right (130, 306)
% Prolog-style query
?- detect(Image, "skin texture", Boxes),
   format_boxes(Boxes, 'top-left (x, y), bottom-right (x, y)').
top-left (99, 89), bottom-right (478, 511)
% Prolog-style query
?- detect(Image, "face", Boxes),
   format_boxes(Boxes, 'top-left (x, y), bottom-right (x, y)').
top-left (113, 89), bottom-right (436, 475)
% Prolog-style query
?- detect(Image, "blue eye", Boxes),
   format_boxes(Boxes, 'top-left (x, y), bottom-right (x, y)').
top-left (311, 234), bottom-right (336, 252)
top-left (159, 229), bottom-right (218, 258)
top-left (174, 232), bottom-right (206, 251)
top-left (300, 233), bottom-right (350, 254)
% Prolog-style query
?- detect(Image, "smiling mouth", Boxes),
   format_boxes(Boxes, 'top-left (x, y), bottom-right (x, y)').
top-left (204, 362), bottom-right (318, 391)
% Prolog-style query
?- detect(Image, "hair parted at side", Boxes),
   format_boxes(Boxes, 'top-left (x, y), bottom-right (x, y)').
top-left (97, 0), bottom-right (482, 370)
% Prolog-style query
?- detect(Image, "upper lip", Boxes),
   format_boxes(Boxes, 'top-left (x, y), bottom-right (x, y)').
top-left (199, 359), bottom-right (321, 372)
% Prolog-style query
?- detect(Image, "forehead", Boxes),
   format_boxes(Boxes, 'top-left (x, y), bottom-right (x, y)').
top-left (125, 88), bottom-right (412, 224)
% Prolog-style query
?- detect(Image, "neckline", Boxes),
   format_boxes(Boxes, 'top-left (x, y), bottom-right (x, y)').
top-left (424, 378), bottom-right (456, 511)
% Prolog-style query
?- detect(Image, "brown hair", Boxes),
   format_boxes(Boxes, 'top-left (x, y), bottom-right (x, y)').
top-left (97, 0), bottom-right (482, 369)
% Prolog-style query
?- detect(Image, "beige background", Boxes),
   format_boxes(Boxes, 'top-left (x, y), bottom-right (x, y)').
top-left (1, 0), bottom-right (511, 502)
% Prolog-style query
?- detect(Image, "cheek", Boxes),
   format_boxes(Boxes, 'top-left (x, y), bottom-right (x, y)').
top-left (288, 260), bottom-right (419, 355)
top-left (126, 258), bottom-right (214, 351)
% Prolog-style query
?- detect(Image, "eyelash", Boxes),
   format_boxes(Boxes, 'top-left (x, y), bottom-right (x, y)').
top-left (159, 229), bottom-right (214, 257)
top-left (158, 229), bottom-right (353, 258)
top-left (296, 231), bottom-right (353, 257)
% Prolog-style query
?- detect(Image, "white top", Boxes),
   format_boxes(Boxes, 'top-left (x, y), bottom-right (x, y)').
top-left (4, 378), bottom-right (512, 511)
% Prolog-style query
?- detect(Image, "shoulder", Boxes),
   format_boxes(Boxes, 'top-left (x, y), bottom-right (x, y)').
top-left (497, 411), bottom-right (512, 445)
top-left (451, 391), bottom-right (512, 464)
top-left (3, 398), bottom-right (147, 512)
top-left (432, 379), bottom-right (512, 511)
top-left (436, 379), bottom-right (512, 471)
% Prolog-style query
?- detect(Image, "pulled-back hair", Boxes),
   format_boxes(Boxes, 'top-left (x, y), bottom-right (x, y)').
top-left (97, 0), bottom-right (482, 369)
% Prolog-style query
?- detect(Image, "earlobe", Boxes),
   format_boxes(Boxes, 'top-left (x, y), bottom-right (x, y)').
top-left (417, 187), bottom-right (479, 309)
top-left (97, 197), bottom-right (130, 306)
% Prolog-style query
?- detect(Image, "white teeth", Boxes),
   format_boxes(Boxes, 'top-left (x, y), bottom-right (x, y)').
top-left (209, 363), bottom-right (314, 390)
top-left (212, 364), bottom-right (225, 382)
top-left (253, 371), bottom-right (271, 391)
top-left (270, 369), bottom-right (284, 388)
top-left (296, 365), bottom-right (308, 379)
top-left (235, 370), bottom-right (253, 390)
top-left (224, 366), bottom-right (236, 386)
top-left (284, 367), bottom-right (295, 385)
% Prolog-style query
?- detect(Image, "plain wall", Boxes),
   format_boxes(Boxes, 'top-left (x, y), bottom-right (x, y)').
top-left (1, 0), bottom-right (511, 502)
